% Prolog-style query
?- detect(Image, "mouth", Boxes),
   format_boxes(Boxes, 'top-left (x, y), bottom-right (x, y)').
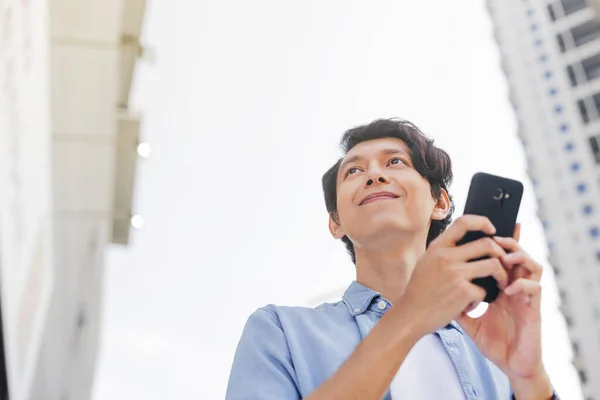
top-left (360, 191), bottom-right (399, 206)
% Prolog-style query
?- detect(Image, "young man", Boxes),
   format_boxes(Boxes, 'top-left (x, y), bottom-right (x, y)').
top-left (226, 119), bottom-right (557, 399)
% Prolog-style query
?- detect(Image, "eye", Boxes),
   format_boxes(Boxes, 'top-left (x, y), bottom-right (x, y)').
top-left (388, 157), bottom-right (407, 166)
top-left (345, 167), bottom-right (360, 177)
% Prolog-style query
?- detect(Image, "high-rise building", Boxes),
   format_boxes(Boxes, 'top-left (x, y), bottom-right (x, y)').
top-left (0, 0), bottom-right (146, 399)
top-left (487, 0), bottom-right (600, 398)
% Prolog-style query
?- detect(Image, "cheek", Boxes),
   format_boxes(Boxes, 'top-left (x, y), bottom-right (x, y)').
top-left (402, 183), bottom-right (436, 217)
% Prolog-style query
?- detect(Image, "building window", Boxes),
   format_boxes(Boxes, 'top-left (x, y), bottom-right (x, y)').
top-left (560, 123), bottom-right (569, 132)
top-left (578, 368), bottom-right (588, 384)
top-left (552, 263), bottom-right (561, 276)
top-left (590, 227), bottom-right (599, 238)
top-left (571, 20), bottom-right (600, 48)
top-left (571, 162), bottom-right (581, 171)
top-left (545, 71), bottom-right (553, 79)
top-left (535, 39), bottom-right (543, 47)
top-left (573, 341), bottom-right (580, 357)
top-left (577, 183), bottom-right (587, 193)
top-left (568, 65), bottom-right (578, 86)
top-left (589, 135), bottom-right (600, 163)
top-left (578, 99), bottom-right (590, 123)
top-left (578, 92), bottom-right (600, 124)
top-left (548, 4), bottom-right (557, 21)
top-left (555, 105), bottom-right (563, 114)
top-left (531, 24), bottom-right (538, 31)
top-left (540, 54), bottom-right (548, 63)
top-left (549, 87), bottom-right (558, 96)
top-left (565, 314), bottom-right (573, 327)
top-left (582, 53), bottom-right (600, 81)
top-left (584, 205), bottom-right (593, 214)
top-left (596, 251), bottom-right (600, 261)
top-left (527, 9), bottom-right (534, 17)
top-left (557, 34), bottom-right (566, 52)
top-left (561, 0), bottom-right (588, 16)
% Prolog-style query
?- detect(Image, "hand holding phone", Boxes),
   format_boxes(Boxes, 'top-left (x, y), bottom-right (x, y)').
top-left (456, 172), bottom-right (523, 302)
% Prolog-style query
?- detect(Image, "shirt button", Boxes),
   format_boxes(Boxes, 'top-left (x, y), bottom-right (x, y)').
top-left (354, 307), bottom-right (361, 313)
top-left (377, 300), bottom-right (387, 310)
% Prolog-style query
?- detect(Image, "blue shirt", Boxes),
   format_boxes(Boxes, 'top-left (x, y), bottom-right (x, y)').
top-left (226, 281), bottom-right (512, 399)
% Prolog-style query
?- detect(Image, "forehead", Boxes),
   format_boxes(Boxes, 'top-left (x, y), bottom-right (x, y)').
top-left (343, 137), bottom-right (410, 160)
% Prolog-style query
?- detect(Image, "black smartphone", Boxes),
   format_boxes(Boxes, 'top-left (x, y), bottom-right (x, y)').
top-left (456, 172), bottom-right (524, 303)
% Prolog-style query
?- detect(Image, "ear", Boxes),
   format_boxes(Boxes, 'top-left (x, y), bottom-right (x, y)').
top-left (431, 188), bottom-right (451, 221)
top-left (328, 212), bottom-right (345, 239)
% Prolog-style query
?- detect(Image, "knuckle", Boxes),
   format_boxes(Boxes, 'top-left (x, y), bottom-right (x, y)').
top-left (469, 285), bottom-right (486, 301)
top-left (459, 282), bottom-right (473, 297)
top-left (455, 216), bottom-right (469, 230)
top-left (434, 249), bottom-right (451, 265)
top-left (483, 237), bottom-right (495, 249)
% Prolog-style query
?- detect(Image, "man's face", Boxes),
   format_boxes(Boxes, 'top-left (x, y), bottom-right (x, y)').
top-left (331, 137), bottom-right (443, 248)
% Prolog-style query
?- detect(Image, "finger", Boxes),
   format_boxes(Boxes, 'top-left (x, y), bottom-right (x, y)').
top-left (502, 252), bottom-right (543, 281)
top-left (513, 223), bottom-right (521, 242)
top-left (499, 250), bottom-right (527, 270)
top-left (492, 235), bottom-right (520, 253)
top-left (504, 278), bottom-right (542, 299)
top-left (463, 258), bottom-right (509, 290)
top-left (433, 215), bottom-right (496, 248)
top-left (463, 301), bottom-right (480, 314)
top-left (453, 237), bottom-right (507, 262)
top-left (511, 265), bottom-right (530, 284)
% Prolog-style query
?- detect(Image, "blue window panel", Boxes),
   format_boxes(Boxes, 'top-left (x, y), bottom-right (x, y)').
top-left (565, 142), bottom-right (574, 151)
top-left (535, 39), bottom-right (543, 47)
top-left (539, 54), bottom-right (548, 62)
top-left (555, 105), bottom-right (563, 114)
top-left (590, 227), bottom-right (599, 238)
top-left (584, 205), bottom-right (593, 215)
top-left (531, 24), bottom-right (538, 31)
top-left (560, 123), bottom-right (569, 133)
top-left (527, 9), bottom-right (534, 16)
top-left (577, 183), bottom-right (587, 193)
top-left (549, 88), bottom-right (558, 96)
top-left (571, 162), bottom-right (581, 172)
top-left (544, 71), bottom-right (553, 79)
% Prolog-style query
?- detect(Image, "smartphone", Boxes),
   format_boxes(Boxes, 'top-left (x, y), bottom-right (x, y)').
top-left (457, 172), bottom-right (524, 303)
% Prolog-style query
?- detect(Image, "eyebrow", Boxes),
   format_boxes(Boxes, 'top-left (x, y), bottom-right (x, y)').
top-left (339, 148), bottom-right (410, 175)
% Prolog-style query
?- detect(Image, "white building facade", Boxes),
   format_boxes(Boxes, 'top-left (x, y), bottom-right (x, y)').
top-left (0, 0), bottom-right (146, 399)
top-left (487, 0), bottom-right (600, 398)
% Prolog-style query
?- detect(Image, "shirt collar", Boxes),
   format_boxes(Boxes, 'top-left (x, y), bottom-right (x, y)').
top-left (342, 280), bottom-right (464, 334)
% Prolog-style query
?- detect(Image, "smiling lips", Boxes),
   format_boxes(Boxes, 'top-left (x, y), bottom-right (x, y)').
top-left (360, 191), bottom-right (399, 205)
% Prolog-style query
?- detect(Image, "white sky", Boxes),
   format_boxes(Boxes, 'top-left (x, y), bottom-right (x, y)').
top-left (92, 1), bottom-right (583, 399)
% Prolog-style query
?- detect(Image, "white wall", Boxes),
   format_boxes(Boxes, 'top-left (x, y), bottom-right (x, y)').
top-left (0, 1), bottom-right (54, 400)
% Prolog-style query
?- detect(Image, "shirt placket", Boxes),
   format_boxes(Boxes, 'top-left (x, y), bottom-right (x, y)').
top-left (437, 329), bottom-right (481, 400)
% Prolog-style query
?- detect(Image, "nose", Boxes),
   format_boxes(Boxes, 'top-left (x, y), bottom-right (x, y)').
top-left (366, 175), bottom-right (389, 186)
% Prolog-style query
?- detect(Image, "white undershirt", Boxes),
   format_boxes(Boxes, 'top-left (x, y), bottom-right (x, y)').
top-left (390, 333), bottom-right (467, 400)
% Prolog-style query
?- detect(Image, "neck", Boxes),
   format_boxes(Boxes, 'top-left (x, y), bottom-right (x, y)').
top-left (354, 234), bottom-right (426, 303)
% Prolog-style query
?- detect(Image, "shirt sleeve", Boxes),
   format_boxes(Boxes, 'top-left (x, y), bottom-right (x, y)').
top-left (226, 307), bottom-right (301, 400)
